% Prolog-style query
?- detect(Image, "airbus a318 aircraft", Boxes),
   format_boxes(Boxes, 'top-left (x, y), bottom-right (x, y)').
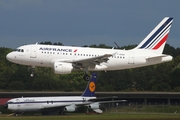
top-left (6, 17), bottom-right (173, 80)
top-left (4, 73), bottom-right (126, 115)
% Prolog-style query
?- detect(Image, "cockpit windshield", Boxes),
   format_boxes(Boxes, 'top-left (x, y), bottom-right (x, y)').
top-left (7, 101), bottom-right (14, 104)
top-left (14, 49), bottom-right (24, 52)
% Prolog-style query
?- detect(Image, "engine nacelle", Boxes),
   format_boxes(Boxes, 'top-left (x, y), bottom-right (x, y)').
top-left (87, 103), bottom-right (99, 109)
top-left (54, 62), bottom-right (73, 74)
top-left (64, 106), bottom-right (76, 112)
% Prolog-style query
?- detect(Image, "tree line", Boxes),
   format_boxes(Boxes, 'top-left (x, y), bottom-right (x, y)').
top-left (0, 42), bottom-right (180, 92)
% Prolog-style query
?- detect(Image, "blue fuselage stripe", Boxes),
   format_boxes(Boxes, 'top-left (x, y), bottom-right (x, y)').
top-left (8, 100), bottom-right (86, 105)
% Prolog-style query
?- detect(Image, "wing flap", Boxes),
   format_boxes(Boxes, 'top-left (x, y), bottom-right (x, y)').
top-left (66, 53), bottom-right (115, 69)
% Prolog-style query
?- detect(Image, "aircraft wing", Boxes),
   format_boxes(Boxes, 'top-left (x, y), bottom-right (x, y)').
top-left (41, 99), bottom-right (126, 109)
top-left (39, 103), bottom-right (73, 110)
top-left (94, 100), bottom-right (127, 104)
top-left (65, 53), bottom-right (116, 69)
top-left (39, 99), bottom-right (126, 113)
top-left (74, 99), bottom-right (127, 107)
top-left (88, 96), bottom-right (118, 102)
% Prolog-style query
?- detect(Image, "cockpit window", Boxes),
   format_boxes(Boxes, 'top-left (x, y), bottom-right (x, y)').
top-left (14, 49), bottom-right (24, 52)
top-left (7, 101), bottom-right (14, 104)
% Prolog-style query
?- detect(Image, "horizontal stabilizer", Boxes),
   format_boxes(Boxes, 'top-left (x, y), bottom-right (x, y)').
top-left (93, 109), bottom-right (103, 114)
top-left (146, 54), bottom-right (172, 60)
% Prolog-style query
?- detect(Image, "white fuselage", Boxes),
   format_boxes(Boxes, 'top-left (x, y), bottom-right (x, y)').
top-left (7, 96), bottom-right (95, 113)
top-left (6, 44), bottom-right (172, 72)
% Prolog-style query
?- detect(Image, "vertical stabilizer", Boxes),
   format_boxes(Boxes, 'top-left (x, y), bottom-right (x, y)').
top-left (135, 17), bottom-right (173, 54)
top-left (81, 73), bottom-right (97, 97)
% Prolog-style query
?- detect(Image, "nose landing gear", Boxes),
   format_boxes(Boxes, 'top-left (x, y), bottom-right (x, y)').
top-left (29, 66), bottom-right (35, 77)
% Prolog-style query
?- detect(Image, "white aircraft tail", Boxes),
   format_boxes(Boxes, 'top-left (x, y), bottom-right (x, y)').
top-left (135, 17), bottom-right (173, 54)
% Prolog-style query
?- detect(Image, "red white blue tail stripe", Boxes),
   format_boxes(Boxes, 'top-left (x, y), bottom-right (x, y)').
top-left (136, 17), bottom-right (173, 51)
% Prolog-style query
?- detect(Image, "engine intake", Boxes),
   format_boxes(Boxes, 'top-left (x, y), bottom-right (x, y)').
top-left (87, 103), bottom-right (99, 109)
top-left (64, 106), bottom-right (76, 112)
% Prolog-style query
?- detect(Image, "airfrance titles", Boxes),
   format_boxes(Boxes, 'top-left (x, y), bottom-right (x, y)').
top-left (39, 47), bottom-right (72, 52)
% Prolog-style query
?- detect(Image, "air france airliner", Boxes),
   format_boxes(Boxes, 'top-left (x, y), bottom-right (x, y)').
top-left (6, 17), bottom-right (174, 80)
top-left (4, 73), bottom-right (126, 115)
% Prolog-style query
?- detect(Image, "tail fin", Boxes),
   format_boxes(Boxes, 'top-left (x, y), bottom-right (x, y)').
top-left (135, 17), bottom-right (173, 54)
top-left (81, 73), bottom-right (97, 97)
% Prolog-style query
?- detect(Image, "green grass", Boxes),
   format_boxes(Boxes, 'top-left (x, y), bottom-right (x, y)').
top-left (0, 113), bottom-right (180, 120)
top-left (1, 105), bottom-right (180, 120)
top-left (108, 105), bottom-right (180, 114)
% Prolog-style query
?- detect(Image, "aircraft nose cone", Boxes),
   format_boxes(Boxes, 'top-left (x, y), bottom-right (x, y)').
top-left (4, 103), bottom-right (8, 109)
top-left (6, 53), bottom-right (11, 61)
top-left (6, 52), bottom-right (15, 62)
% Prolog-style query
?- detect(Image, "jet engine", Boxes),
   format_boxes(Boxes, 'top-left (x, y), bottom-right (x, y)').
top-left (64, 106), bottom-right (76, 112)
top-left (54, 62), bottom-right (73, 74)
top-left (87, 103), bottom-right (100, 109)
top-left (87, 103), bottom-right (103, 113)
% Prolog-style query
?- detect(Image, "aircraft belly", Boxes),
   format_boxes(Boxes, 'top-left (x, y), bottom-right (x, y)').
top-left (20, 104), bottom-right (39, 112)
top-left (94, 59), bottom-right (129, 71)
top-left (29, 57), bottom-right (52, 67)
top-left (13, 55), bottom-right (30, 66)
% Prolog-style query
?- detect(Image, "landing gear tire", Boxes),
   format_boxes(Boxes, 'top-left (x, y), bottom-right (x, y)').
top-left (83, 74), bottom-right (90, 81)
top-left (30, 73), bottom-right (34, 77)
top-left (29, 66), bottom-right (35, 77)
top-left (58, 111), bottom-right (66, 115)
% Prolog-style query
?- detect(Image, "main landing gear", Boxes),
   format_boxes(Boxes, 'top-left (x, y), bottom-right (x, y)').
top-left (83, 73), bottom-right (90, 81)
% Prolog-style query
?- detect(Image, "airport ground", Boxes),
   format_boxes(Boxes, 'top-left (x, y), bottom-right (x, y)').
top-left (0, 113), bottom-right (180, 120)
top-left (1, 104), bottom-right (180, 120)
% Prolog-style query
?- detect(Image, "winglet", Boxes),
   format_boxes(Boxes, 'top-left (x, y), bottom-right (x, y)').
top-left (81, 73), bottom-right (97, 97)
top-left (135, 17), bottom-right (173, 54)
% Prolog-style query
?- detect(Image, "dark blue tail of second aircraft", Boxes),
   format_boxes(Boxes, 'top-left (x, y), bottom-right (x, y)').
top-left (81, 73), bottom-right (97, 97)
